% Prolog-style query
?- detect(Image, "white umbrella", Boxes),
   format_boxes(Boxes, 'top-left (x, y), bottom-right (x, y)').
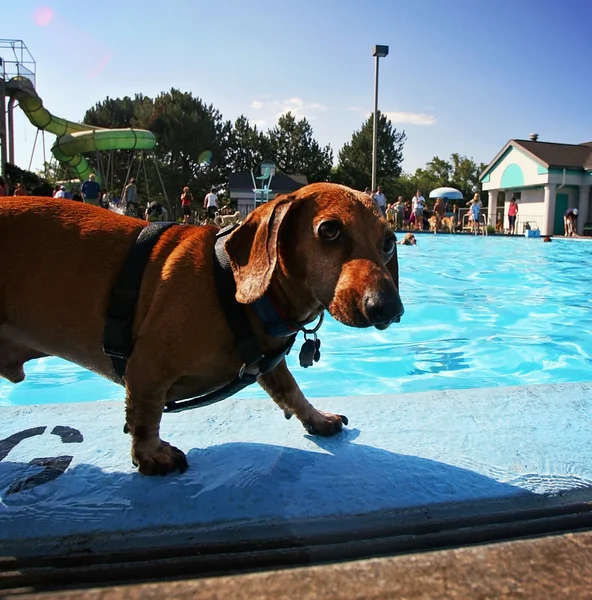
top-left (428, 187), bottom-right (464, 200)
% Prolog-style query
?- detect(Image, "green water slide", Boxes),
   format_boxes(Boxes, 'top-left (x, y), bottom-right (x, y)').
top-left (6, 77), bottom-right (156, 182)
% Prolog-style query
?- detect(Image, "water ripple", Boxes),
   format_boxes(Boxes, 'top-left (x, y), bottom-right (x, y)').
top-left (2, 236), bottom-right (592, 405)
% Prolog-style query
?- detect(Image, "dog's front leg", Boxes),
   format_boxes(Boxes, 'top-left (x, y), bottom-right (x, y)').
top-left (258, 359), bottom-right (348, 436)
top-left (124, 373), bottom-right (188, 476)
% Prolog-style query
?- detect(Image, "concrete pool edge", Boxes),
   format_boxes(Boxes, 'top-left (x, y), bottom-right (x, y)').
top-left (2, 381), bottom-right (592, 559)
top-left (3, 481), bottom-right (592, 560)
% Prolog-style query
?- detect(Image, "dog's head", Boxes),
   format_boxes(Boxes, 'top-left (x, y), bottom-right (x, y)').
top-left (225, 183), bottom-right (403, 330)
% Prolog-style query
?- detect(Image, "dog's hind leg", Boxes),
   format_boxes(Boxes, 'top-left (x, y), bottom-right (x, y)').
top-left (259, 359), bottom-right (348, 436)
top-left (0, 337), bottom-right (48, 383)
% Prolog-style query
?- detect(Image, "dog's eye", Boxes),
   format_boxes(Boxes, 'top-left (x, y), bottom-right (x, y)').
top-left (383, 235), bottom-right (396, 258)
top-left (318, 221), bottom-right (342, 241)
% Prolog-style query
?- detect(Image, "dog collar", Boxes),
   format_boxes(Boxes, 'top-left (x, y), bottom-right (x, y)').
top-left (251, 295), bottom-right (301, 337)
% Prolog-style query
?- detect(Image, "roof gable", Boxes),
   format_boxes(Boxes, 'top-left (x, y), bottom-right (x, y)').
top-left (513, 139), bottom-right (592, 170)
top-left (228, 172), bottom-right (309, 193)
top-left (479, 142), bottom-right (543, 182)
top-left (481, 139), bottom-right (592, 181)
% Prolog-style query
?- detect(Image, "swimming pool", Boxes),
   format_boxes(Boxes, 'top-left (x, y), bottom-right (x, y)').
top-left (2, 235), bottom-right (591, 406)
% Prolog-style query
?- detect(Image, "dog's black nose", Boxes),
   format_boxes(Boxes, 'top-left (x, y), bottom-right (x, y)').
top-left (364, 288), bottom-right (404, 327)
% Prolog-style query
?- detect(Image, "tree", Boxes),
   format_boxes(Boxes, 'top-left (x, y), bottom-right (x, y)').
top-left (449, 153), bottom-right (486, 198)
top-left (334, 112), bottom-right (406, 195)
top-left (225, 115), bottom-right (270, 175)
top-left (267, 112), bottom-right (333, 182)
top-left (133, 88), bottom-right (230, 200)
top-left (397, 154), bottom-right (487, 206)
top-left (84, 96), bottom-right (136, 129)
top-left (82, 89), bottom-right (232, 213)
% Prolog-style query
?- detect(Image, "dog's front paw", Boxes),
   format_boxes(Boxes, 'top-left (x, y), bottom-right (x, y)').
top-left (302, 410), bottom-right (348, 436)
top-left (132, 439), bottom-right (189, 476)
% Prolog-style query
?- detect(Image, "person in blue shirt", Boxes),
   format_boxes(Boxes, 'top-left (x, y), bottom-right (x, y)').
top-left (81, 174), bottom-right (101, 206)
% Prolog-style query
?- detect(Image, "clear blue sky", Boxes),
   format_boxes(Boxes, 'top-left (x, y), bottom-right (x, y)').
top-left (3, 0), bottom-right (592, 176)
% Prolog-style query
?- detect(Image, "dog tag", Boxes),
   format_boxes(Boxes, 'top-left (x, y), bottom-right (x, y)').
top-left (299, 338), bottom-right (316, 368)
top-left (313, 338), bottom-right (321, 363)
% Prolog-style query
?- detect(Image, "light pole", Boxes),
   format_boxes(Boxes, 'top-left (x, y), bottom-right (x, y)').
top-left (371, 45), bottom-right (389, 193)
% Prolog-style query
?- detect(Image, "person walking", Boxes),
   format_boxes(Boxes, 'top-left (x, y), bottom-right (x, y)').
top-left (181, 186), bottom-right (194, 225)
top-left (203, 187), bottom-right (218, 221)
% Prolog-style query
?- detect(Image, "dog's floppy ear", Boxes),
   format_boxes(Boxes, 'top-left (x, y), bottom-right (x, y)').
top-left (386, 247), bottom-right (400, 293)
top-left (224, 196), bottom-right (295, 304)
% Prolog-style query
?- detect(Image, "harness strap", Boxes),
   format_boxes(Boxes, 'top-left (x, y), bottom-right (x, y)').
top-left (102, 222), bottom-right (177, 379)
top-left (162, 225), bottom-right (297, 413)
top-left (103, 221), bottom-right (296, 415)
top-left (211, 224), bottom-right (264, 369)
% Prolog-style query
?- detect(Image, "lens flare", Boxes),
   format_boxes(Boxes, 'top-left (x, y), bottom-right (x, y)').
top-left (87, 51), bottom-right (113, 79)
top-left (33, 6), bottom-right (54, 27)
top-left (198, 150), bottom-right (213, 165)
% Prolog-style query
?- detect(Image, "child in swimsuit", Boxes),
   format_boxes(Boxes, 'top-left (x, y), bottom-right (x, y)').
top-left (470, 200), bottom-right (481, 233)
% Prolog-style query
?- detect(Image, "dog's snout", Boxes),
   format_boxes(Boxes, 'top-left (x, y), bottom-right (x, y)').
top-left (364, 287), bottom-right (404, 328)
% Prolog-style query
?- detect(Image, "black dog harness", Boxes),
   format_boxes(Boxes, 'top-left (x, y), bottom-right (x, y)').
top-left (102, 223), bottom-right (309, 414)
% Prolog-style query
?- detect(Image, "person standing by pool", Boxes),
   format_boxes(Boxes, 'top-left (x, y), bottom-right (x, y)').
top-left (411, 190), bottom-right (425, 231)
top-left (204, 187), bottom-right (218, 221)
top-left (123, 178), bottom-right (139, 218)
top-left (145, 200), bottom-right (168, 222)
top-left (470, 197), bottom-right (481, 233)
top-left (508, 197), bottom-right (518, 235)
top-left (564, 207), bottom-right (579, 237)
top-left (81, 174), bottom-right (101, 206)
top-left (433, 198), bottom-right (445, 233)
top-left (373, 185), bottom-right (387, 216)
top-left (393, 196), bottom-right (405, 230)
top-left (13, 182), bottom-right (27, 196)
top-left (181, 186), bottom-right (194, 225)
top-left (101, 188), bottom-right (111, 208)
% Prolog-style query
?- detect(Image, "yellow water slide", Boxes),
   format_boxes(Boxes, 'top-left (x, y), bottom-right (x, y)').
top-left (6, 77), bottom-right (156, 182)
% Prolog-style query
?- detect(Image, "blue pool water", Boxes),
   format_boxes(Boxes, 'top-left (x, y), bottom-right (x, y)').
top-left (2, 235), bottom-right (591, 406)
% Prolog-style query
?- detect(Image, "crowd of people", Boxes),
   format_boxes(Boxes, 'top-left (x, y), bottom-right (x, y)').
top-left (365, 186), bottom-right (474, 233)
top-left (3, 174), bottom-right (585, 238)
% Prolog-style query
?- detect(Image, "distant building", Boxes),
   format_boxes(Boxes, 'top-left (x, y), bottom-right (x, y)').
top-left (229, 164), bottom-right (308, 216)
top-left (480, 136), bottom-right (591, 235)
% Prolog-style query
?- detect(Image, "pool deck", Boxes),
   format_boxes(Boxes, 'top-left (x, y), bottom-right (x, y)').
top-left (1, 381), bottom-right (592, 558)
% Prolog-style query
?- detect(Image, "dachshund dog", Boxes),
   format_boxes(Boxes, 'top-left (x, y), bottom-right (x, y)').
top-left (0, 183), bottom-right (403, 476)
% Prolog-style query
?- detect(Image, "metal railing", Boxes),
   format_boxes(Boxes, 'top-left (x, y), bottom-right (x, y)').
top-left (0, 39), bottom-right (36, 86)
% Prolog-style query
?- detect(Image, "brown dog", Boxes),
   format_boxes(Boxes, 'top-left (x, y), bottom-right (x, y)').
top-left (441, 215), bottom-right (456, 233)
top-left (428, 215), bottom-right (438, 233)
top-left (0, 183), bottom-right (403, 476)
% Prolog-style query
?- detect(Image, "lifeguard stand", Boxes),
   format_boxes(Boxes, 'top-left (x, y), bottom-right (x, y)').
top-left (251, 159), bottom-right (275, 205)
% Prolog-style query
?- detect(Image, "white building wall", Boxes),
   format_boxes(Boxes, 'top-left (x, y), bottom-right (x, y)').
top-left (482, 147), bottom-right (548, 191)
top-left (502, 188), bottom-right (545, 232)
